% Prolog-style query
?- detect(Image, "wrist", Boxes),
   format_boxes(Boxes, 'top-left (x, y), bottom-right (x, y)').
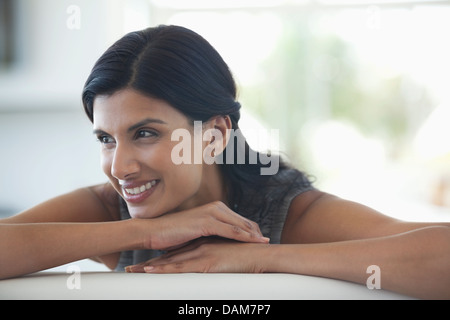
top-left (123, 218), bottom-right (151, 250)
top-left (257, 243), bottom-right (281, 273)
top-left (260, 244), bottom-right (299, 273)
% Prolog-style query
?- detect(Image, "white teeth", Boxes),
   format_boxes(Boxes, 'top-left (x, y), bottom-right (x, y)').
top-left (124, 181), bottom-right (157, 195)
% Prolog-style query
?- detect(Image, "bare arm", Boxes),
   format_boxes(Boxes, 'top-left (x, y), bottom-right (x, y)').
top-left (0, 219), bottom-right (142, 279)
top-left (0, 184), bottom-right (126, 279)
top-left (0, 184), bottom-right (120, 225)
top-left (0, 185), bottom-right (267, 280)
top-left (277, 191), bottom-right (450, 299)
top-left (134, 190), bottom-right (450, 299)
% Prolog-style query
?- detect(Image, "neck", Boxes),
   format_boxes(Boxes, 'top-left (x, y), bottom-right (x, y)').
top-left (174, 163), bottom-right (228, 212)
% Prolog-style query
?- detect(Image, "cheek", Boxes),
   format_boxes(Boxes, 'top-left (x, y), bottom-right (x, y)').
top-left (161, 145), bottom-right (201, 180)
top-left (169, 164), bottom-right (202, 188)
top-left (161, 163), bottom-right (204, 206)
top-left (156, 140), bottom-right (206, 201)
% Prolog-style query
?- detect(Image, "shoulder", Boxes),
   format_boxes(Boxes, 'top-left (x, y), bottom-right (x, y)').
top-left (281, 189), bottom-right (326, 243)
top-left (281, 190), bottom-right (431, 244)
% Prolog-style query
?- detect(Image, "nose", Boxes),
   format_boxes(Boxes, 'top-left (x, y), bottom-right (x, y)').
top-left (110, 142), bottom-right (140, 180)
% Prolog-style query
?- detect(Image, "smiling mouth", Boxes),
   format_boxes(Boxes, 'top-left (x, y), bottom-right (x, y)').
top-left (123, 180), bottom-right (157, 195)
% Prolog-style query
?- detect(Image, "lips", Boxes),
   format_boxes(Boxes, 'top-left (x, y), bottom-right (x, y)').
top-left (119, 179), bottom-right (159, 203)
top-left (124, 180), bottom-right (157, 195)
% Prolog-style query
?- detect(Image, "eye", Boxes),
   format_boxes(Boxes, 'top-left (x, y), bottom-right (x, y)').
top-left (135, 129), bottom-right (159, 139)
top-left (96, 135), bottom-right (115, 148)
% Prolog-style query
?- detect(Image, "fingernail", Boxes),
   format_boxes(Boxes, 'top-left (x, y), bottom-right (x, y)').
top-left (144, 266), bottom-right (155, 272)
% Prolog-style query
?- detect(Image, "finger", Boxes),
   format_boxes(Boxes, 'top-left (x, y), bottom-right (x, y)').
top-left (125, 241), bottom-right (198, 273)
top-left (141, 258), bottom-right (191, 274)
top-left (125, 254), bottom-right (174, 273)
top-left (143, 257), bottom-right (206, 274)
top-left (206, 219), bottom-right (269, 243)
top-left (205, 203), bottom-right (267, 241)
top-left (144, 263), bottom-right (184, 273)
top-left (161, 239), bottom-right (195, 252)
top-left (125, 260), bottom-right (151, 273)
top-left (140, 238), bottom-right (218, 273)
top-left (213, 203), bottom-right (262, 236)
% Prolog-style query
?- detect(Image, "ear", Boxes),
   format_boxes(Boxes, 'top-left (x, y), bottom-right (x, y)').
top-left (203, 115), bottom-right (232, 161)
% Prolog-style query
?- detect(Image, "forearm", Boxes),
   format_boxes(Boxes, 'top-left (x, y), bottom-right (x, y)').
top-left (266, 226), bottom-right (450, 299)
top-left (0, 220), bottom-right (143, 279)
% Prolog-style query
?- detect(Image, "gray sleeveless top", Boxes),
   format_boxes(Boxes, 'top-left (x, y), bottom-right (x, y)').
top-left (115, 168), bottom-right (314, 271)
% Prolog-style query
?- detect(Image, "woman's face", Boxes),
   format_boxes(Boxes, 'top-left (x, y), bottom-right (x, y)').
top-left (92, 89), bottom-right (222, 219)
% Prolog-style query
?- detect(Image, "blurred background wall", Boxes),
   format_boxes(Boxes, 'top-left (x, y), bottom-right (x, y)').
top-left (1, 0), bottom-right (450, 222)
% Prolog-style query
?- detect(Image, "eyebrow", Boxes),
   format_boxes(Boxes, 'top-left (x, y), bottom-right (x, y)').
top-left (93, 118), bottom-right (167, 135)
top-left (126, 118), bottom-right (167, 133)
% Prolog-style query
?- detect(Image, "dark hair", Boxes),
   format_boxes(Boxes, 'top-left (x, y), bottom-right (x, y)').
top-left (83, 25), bottom-right (240, 124)
top-left (82, 25), bottom-right (294, 208)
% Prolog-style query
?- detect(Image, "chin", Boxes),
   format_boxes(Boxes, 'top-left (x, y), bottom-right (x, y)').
top-left (128, 206), bottom-right (163, 219)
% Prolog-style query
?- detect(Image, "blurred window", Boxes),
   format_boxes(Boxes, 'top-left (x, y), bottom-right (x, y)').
top-left (147, 0), bottom-right (450, 216)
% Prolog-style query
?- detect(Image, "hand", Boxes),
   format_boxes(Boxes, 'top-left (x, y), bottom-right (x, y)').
top-left (126, 237), bottom-right (270, 273)
top-left (139, 201), bottom-right (269, 251)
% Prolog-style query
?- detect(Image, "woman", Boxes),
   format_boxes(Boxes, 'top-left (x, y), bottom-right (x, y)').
top-left (0, 25), bottom-right (449, 299)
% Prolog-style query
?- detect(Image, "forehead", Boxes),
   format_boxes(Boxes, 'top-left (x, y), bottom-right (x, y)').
top-left (92, 89), bottom-right (189, 130)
